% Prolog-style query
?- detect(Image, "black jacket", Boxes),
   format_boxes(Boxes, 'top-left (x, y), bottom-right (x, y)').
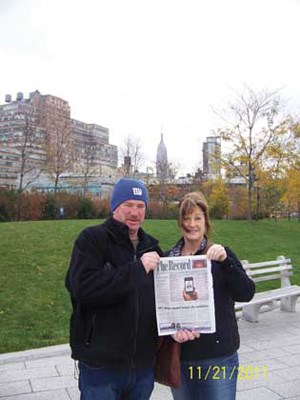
top-left (65, 217), bottom-right (163, 368)
top-left (166, 239), bottom-right (255, 360)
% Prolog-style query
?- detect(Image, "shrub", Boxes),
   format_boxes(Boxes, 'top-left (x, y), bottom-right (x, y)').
top-left (0, 204), bottom-right (9, 222)
top-left (55, 192), bottom-right (80, 219)
top-left (147, 201), bottom-right (178, 219)
top-left (20, 191), bottom-right (46, 221)
top-left (0, 189), bottom-right (18, 221)
top-left (43, 195), bottom-right (57, 220)
top-left (93, 197), bottom-right (110, 219)
top-left (77, 197), bottom-right (96, 219)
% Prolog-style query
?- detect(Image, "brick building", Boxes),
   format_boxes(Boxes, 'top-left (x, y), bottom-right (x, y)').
top-left (0, 90), bottom-right (118, 189)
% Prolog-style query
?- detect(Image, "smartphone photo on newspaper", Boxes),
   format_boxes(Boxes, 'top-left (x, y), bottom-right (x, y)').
top-left (184, 276), bottom-right (195, 294)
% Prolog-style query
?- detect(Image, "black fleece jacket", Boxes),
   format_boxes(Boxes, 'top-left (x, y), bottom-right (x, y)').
top-left (65, 217), bottom-right (163, 368)
top-left (166, 239), bottom-right (255, 360)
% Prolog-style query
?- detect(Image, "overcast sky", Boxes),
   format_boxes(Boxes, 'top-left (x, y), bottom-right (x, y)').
top-left (1, 0), bottom-right (300, 175)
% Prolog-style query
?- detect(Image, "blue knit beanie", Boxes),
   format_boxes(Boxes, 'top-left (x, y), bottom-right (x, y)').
top-left (110, 178), bottom-right (149, 211)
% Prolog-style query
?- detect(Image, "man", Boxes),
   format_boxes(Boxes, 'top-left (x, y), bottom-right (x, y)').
top-left (66, 178), bottom-right (162, 400)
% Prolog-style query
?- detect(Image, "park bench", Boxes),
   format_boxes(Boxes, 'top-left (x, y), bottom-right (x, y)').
top-left (235, 256), bottom-right (300, 322)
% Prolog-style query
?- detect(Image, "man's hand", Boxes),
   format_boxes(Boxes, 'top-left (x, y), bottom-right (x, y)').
top-left (141, 252), bottom-right (160, 273)
top-left (172, 330), bottom-right (200, 343)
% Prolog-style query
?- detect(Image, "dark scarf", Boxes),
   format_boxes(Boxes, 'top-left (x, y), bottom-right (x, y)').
top-left (168, 236), bottom-right (208, 257)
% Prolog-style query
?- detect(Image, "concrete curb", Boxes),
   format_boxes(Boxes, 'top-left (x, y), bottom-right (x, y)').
top-left (0, 344), bottom-right (70, 364)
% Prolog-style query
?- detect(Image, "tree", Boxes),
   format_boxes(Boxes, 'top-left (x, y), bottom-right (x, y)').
top-left (120, 134), bottom-right (144, 177)
top-left (213, 85), bottom-right (288, 220)
top-left (251, 131), bottom-right (289, 220)
top-left (257, 116), bottom-right (300, 220)
top-left (283, 168), bottom-right (300, 221)
top-left (262, 179), bottom-right (285, 220)
top-left (287, 117), bottom-right (300, 172)
top-left (46, 116), bottom-right (72, 194)
top-left (7, 108), bottom-right (45, 220)
top-left (209, 180), bottom-right (230, 219)
top-left (203, 179), bottom-right (229, 219)
top-left (80, 141), bottom-right (97, 195)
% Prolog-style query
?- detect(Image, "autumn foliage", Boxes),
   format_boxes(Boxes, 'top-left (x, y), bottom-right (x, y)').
top-left (0, 175), bottom-right (299, 222)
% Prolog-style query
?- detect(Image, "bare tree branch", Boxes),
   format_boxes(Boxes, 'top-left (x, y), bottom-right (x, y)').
top-left (212, 85), bottom-right (288, 220)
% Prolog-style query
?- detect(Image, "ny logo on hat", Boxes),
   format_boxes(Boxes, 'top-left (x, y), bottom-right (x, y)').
top-left (132, 187), bottom-right (142, 196)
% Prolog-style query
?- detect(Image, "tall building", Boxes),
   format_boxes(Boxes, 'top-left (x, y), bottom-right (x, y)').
top-left (156, 133), bottom-right (169, 181)
top-left (72, 119), bottom-right (118, 176)
top-left (0, 90), bottom-right (118, 189)
top-left (202, 136), bottom-right (221, 180)
top-left (0, 147), bottom-right (22, 188)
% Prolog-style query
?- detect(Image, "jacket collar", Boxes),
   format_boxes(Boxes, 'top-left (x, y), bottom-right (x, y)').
top-left (104, 216), bottom-right (159, 251)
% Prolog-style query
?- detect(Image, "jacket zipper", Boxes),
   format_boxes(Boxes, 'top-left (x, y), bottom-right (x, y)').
top-left (85, 315), bottom-right (96, 346)
top-left (131, 250), bottom-right (139, 368)
top-left (131, 243), bottom-right (158, 368)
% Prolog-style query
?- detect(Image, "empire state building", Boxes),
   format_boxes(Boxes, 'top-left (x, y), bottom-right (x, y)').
top-left (156, 133), bottom-right (169, 181)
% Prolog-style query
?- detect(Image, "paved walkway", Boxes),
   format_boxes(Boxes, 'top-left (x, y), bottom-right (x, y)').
top-left (0, 307), bottom-right (299, 400)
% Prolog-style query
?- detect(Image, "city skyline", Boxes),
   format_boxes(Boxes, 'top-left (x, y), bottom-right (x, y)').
top-left (1, 0), bottom-right (300, 174)
top-left (0, 89), bottom-right (219, 179)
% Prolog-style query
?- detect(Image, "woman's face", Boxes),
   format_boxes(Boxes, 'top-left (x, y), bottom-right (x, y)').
top-left (181, 206), bottom-right (206, 243)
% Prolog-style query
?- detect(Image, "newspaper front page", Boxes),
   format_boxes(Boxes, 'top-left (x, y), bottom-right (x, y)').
top-left (154, 255), bottom-right (216, 336)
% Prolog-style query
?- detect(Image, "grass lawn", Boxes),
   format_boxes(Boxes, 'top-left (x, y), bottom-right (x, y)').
top-left (0, 218), bottom-right (299, 353)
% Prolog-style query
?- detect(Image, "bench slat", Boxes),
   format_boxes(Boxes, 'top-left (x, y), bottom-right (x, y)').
top-left (252, 273), bottom-right (292, 283)
top-left (235, 285), bottom-right (300, 308)
top-left (242, 262), bottom-right (293, 270)
top-left (248, 266), bottom-right (292, 276)
top-left (242, 260), bottom-right (292, 269)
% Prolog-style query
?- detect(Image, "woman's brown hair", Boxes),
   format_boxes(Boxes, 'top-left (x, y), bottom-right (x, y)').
top-left (178, 192), bottom-right (211, 236)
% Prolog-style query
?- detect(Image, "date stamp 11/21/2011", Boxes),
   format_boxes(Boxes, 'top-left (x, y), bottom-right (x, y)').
top-left (188, 365), bottom-right (268, 381)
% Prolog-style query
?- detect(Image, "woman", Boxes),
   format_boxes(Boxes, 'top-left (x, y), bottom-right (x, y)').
top-left (169, 192), bottom-right (255, 400)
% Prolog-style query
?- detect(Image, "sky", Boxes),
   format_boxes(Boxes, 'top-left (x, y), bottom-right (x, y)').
top-left (1, 0), bottom-right (300, 176)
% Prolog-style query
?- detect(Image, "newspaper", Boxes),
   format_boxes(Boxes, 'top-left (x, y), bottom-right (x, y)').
top-left (154, 255), bottom-right (216, 336)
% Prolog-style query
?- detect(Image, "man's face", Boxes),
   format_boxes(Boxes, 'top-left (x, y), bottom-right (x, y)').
top-left (113, 200), bottom-right (146, 237)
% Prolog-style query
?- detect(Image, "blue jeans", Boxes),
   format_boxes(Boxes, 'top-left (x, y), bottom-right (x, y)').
top-left (78, 362), bottom-right (154, 400)
top-left (171, 352), bottom-right (239, 400)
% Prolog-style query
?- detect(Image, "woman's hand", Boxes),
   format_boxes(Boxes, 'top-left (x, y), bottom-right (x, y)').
top-left (206, 244), bottom-right (227, 262)
top-left (172, 330), bottom-right (200, 343)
